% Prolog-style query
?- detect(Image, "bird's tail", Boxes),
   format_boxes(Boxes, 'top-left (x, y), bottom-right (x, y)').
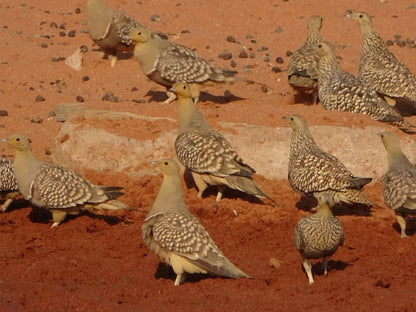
top-left (332, 189), bottom-right (375, 207)
top-left (98, 186), bottom-right (124, 199)
top-left (226, 175), bottom-right (276, 205)
top-left (85, 199), bottom-right (133, 211)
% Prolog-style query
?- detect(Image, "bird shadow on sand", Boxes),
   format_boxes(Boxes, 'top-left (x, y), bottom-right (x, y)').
top-left (295, 195), bottom-right (372, 216)
top-left (182, 169), bottom-right (268, 206)
top-left (154, 262), bottom-right (213, 285)
top-left (292, 92), bottom-right (318, 106)
top-left (27, 208), bottom-right (126, 226)
top-left (309, 259), bottom-right (349, 277)
top-left (144, 90), bottom-right (244, 104)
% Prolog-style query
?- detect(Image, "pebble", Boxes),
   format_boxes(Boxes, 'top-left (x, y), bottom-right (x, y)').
top-left (269, 258), bottom-right (282, 269)
top-left (151, 14), bottom-right (160, 22)
top-left (68, 30), bottom-right (76, 37)
top-left (0, 110), bottom-right (8, 117)
top-left (249, 53), bottom-right (255, 58)
top-left (102, 92), bottom-right (119, 102)
top-left (272, 66), bottom-right (282, 73)
top-left (386, 40), bottom-right (394, 46)
top-left (218, 52), bottom-right (233, 60)
top-left (263, 55), bottom-right (270, 62)
top-left (286, 50), bottom-right (293, 57)
top-left (226, 35), bottom-right (236, 43)
top-left (275, 57), bottom-right (284, 64)
top-left (50, 22), bottom-right (58, 28)
top-left (131, 87), bottom-right (138, 91)
top-left (80, 45), bottom-right (88, 53)
top-left (76, 95), bottom-right (84, 103)
top-left (51, 57), bottom-right (66, 62)
top-left (239, 51), bottom-right (248, 58)
top-left (16, 30), bottom-right (22, 35)
top-left (230, 60), bottom-right (237, 68)
top-left (35, 95), bottom-right (45, 102)
top-left (59, 31), bottom-right (66, 37)
top-left (30, 117), bottom-right (43, 123)
top-left (275, 26), bottom-right (283, 33)
top-left (75, 7), bottom-right (81, 14)
top-left (41, 43), bottom-right (48, 48)
top-left (397, 40), bottom-right (406, 47)
top-left (59, 23), bottom-right (66, 30)
top-left (82, 76), bottom-right (89, 82)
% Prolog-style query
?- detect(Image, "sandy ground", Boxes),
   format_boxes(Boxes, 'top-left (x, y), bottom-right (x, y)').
top-left (1, 0), bottom-right (416, 311)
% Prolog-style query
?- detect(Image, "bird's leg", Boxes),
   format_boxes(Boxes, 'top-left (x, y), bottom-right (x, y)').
top-left (191, 172), bottom-right (208, 198)
top-left (174, 273), bottom-right (186, 286)
top-left (323, 257), bottom-right (329, 276)
top-left (108, 53), bottom-right (118, 67)
top-left (50, 209), bottom-right (68, 228)
top-left (1, 191), bottom-right (19, 212)
top-left (163, 91), bottom-right (177, 104)
top-left (302, 258), bottom-right (314, 285)
top-left (395, 211), bottom-right (408, 238)
top-left (216, 185), bottom-right (227, 202)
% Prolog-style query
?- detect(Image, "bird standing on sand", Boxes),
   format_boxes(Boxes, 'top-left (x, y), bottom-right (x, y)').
top-left (294, 194), bottom-right (344, 285)
top-left (379, 131), bottom-right (416, 238)
top-left (284, 114), bottom-right (374, 209)
top-left (313, 41), bottom-right (413, 129)
top-left (172, 82), bottom-right (275, 203)
top-left (288, 15), bottom-right (323, 105)
top-left (130, 27), bottom-right (238, 104)
top-left (3, 134), bottom-right (129, 227)
top-left (142, 158), bottom-right (252, 285)
top-left (87, 0), bottom-right (145, 67)
top-left (350, 11), bottom-right (416, 113)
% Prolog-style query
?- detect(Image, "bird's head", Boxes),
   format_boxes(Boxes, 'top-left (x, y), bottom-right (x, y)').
top-left (378, 131), bottom-right (400, 152)
top-left (3, 134), bottom-right (32, 152)
top-left (169, 83), bottom-right (193, 98)
top-left (151, 158), bottom-right (180, 177)
top-left (312, 41), bottom-right (334, 58)
top-left (282, 114), bottom-right (308, 132)
top-left (129, 27), bottom-right (151, 43)
top-left (348, 11), bottom-right (373, 27)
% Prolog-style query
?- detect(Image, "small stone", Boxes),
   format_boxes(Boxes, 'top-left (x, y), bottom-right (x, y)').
top-left (41, 42), bottom-right (48, 48)
top-left (131, 87), bottom-right (138, 91)
top-left (261, 85), bottom-right (272, 94)
top-left (76, 95), bottom-right (84, 102)
top-left (59, 23), bottom-right (66, 30)
top-left (40, 21), bottom-right (47, 26)
top-left (48, 111), bottom-right (56, 117)
top-left (51, 56), bottom-right (66, 62)
top-left (102, 92), bottom-right (119, 102)
top-left (59, 31), bottom-right (66, 37)
top-left (386, 39), bottom-right (394, 46)
top-left (263, 55), bottom-right (270, 62)
top-left (397, 40), bottom-right (406, 47)
top-left (286, 50), bottom-right (293, 57)
top-left (80, 45), bottom-right (88, 53)
top-left (218, 52), bottom-right (232, 60)
top-left (68, 30), bottom-right (76, 37)
top-left (16, 30), bottom-right (22, 35)
top-left (238, 51), bottom-right (248, 58)
top-left (249, 53), bottom-right (255, 58)
top-left (150, 14), bottom-right (160, 22)
top-left (272, 66), bottom-right (282, 73)
top-left (250, 39), bottom-right (257, 44)
top-left (226, 35), bottom-right (236, 43)
top-left (275, 56), bottom-right (284, 64)
top-left (30, 117), bottom-right (43, 123)
top-left (230, 60), bottom-right (237, 68)
top-left (245, 34), bottom-right (254, 39)
top-left (406, 39), bottom-right (415, 45)
top-left (50, 22), bottom-right (58, 28)
top-left (181, 29), bottom-right (190, 34)
top-left (82, 76), bottom-right (89, 81)
top-left (35, 95), bottom-right (45, 102)
top-left (275, 26), bottom-right (283, 33)
top-left (75, 7), bottom-right (81, 14)
top-left (0, 110), bottom-right (8, 117)
top-left (45, 150), bottom-right (51, 156)
top-left (269, 258), bottom-right (282, 269)
top-left (258, 46), bottom-right (268, 52)
top-left (242, 65), bottom-right (253, 73)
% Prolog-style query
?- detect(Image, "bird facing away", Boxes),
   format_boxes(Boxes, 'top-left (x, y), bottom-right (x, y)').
top-left (284, 114), bottom-right (374, 209)
top-left (350, 11), bottom-right (416, 113)
top-left (0, 157), bottom-right (19, 212)
top-left (130, 27), bottom-right (238, 104)
top-left (3, 134), bottom-right (129, 228)
top-left (313, 41), bottom-right (413, 129)
top-left (172, 82), bottom-right (275, 204)
top-left (294, 193), bottom-right (344, 285)
top-left (287, 15), bottom-right (323, 105)
top-left (142, 158), bottom-right (252, 285)
top-left (379, 131), bottom-right (416, 238)
top-left (87, 0), bottom-right (145, 67)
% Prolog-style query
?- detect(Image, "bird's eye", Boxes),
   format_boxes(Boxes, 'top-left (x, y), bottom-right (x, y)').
top-left (164, 161), bottom-right (168, 165)
top-left (138, 32), bottom-right (142, 35)
top-left (318, 44), bottom-right (322, 48)
top-left (290, 117), bottom-right (294, 121)
top-left (183, 86), bottom-right (187, 90)
top-left (359, 14), bottom-right (363, 18)
top-left (16, 138), bottom-right (20, 142)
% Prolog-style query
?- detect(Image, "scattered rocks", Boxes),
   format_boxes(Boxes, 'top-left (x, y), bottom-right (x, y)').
top-left (102, 92), bottom-right (119, 102)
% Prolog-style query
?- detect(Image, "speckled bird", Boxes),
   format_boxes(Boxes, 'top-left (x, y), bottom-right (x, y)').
top-left (350, 11), bottom-right (416, 114)
top-left (172, 82), bottom-right (275, 204)
top-left (288, 15), bottom-right (323, 105)
top-left (284, 114), bottom-right (374, 208)
top-left (294, 194), bottom-right (344, 284)
top-left (0, 156), bottom-right (19, 212)
top-left (142, 158), bottom-right (252, 285)
top-left (130, 27), bottom-right (238, 104)
top-left (3, 134), bottom-right (130, 227)
top-left (313, 41), bottom-right (413, 129)
top-left (379, 131), bottom-right (416, 238)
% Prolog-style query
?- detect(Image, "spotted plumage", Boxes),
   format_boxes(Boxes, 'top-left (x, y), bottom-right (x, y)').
top-left (0, 157), bottom-right (19, 212)
top-left (3, 134), bottom-right (129, 227)
top-left (284, 114), bottom-right (374, 208)
top-left (350, 12), bottom-right (416, 113)
top-left (130, 27), bottom-right (238, 104)
top-left (142, 158), bottom-right (251, 285)
top-left (294, 194), bottom-right (344, 284)
top-left (172, 82), bottom-right (275, 203)
top-left (380, 131), bottom-right (416, 238)
top-left (288, 15), bottom-right (323, 104)
top-left (313, 41), bottom-right (413, 129)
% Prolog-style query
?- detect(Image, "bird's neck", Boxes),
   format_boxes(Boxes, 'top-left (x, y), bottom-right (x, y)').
top-left (134, 40), bottom-right (159, 74)
top-left (387, 148), bottom-right (413, 171)
top-left (150, 175), bottom-right (188, 216)
top-left (317, 54), bottom-right (342, 79)
top-left (290, 129), bottom-right (317, 155)
top-left (316, 203), bottom-right (333, 217)
top-left (177, 97), bottom-right (208, 134)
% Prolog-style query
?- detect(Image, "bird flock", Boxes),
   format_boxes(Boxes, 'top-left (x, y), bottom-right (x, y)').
top-left (1, 0), bottom-right (416, 286)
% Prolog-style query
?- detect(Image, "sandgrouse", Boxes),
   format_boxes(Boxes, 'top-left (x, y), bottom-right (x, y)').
top-left (172, 82), bottom-right (275, 203)
top-left (0, 157), bottom-right (19, 212)
top-left (142, 158), bottom-right (252, 285)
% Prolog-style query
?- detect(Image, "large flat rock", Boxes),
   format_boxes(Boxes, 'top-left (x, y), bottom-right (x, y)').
top-left (51, 108), bottom-right (416, 181)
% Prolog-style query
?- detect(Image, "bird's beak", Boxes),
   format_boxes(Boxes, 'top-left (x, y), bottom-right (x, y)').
top-left (169, 87), bottom-right (176, 93)
top-left (150, 160), bottom-right (157, 165)
top-left (282, 116), bottom-right (288, 120)
top-left (1, 138), bottom-right (7, 143)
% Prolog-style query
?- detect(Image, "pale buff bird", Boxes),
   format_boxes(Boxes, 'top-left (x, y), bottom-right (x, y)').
top-left (142, 158), bottom-right (252, 285)
top-left (294, 194), bottom-right (344, 285)
top-left (284, 114), bottom-right (374, 209)
top-left (130, 27), bottom-right (238, 104)
top-left (172, 82), bottom-right (275, 204)
top-left (288, 15), bottom-right (323, 105)
top-left (350, 11), bottom-right (416, 114)
top-left (0, 157), bottom-right (19, 212)
top-left (87, 0), bottom-right (144, 67)
top-left (3, 134), bottom-right (130, 227)
top-left (379, 131), bottom-right (416, 238)
top-left (313, 41), bottom-right (413, 130)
